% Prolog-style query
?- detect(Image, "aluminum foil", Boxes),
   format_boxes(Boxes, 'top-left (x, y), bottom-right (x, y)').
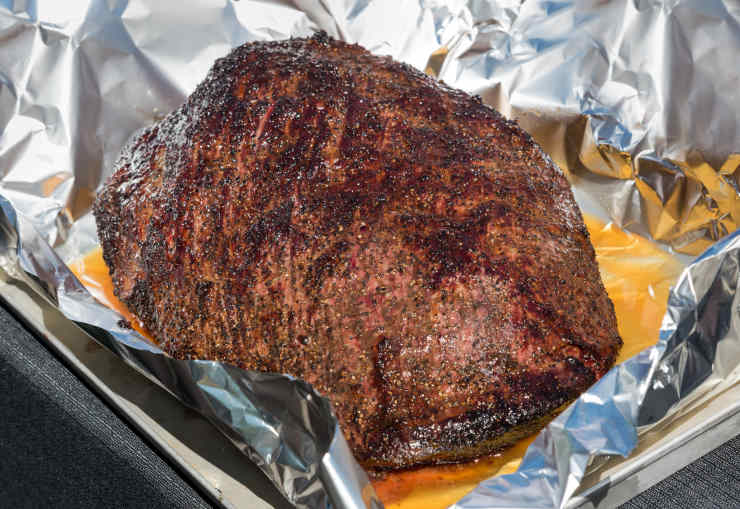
top-left (1, 1), bottom-right (740, 509)
top-left (438, 0), bottom-right (740, 256)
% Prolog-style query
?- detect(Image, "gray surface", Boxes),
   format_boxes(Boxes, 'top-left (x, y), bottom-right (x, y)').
top-left (0, 302), bottom-right (212, 509)
top-left (620, 434), bottom-right (740, 509)
top-left (1, 298), bottom-right (738, 509)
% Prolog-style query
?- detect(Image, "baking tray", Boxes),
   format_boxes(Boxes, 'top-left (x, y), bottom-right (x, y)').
top-left (3, 264), bottom-right (739, 509)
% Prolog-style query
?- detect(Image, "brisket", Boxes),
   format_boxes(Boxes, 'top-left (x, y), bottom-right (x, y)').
top-left (93, 33), bottom-right (622, 469)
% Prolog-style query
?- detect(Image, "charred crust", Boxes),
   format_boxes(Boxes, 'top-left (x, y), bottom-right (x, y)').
top-left (311, 30), bottom-right (331, 45)
top-left (304, 240), bottom-right (349, 293)
top-left (364, 399), bottom-right (575, 469)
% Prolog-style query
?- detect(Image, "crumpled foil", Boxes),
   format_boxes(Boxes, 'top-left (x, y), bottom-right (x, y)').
top-left (437, 0), bottom-right (740, 256)
top-left (1, 1), bottom-right (740, 509)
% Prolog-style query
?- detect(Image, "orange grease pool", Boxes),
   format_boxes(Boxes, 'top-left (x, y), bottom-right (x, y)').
top-left (69, 214), bottom-right (684, 509)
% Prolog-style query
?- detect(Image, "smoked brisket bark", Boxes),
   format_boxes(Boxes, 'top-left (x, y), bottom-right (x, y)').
top-left (94, 33), bottom-right (622, 469)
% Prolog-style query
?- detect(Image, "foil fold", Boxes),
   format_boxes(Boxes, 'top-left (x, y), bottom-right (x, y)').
top-left (2, 1), bottom-right (740, 509)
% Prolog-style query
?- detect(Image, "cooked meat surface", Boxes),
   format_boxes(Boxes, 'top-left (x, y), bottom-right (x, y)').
top-left (93, 32), bottom-right (622, 469)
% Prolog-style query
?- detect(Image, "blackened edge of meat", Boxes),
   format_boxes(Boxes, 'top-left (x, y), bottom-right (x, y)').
top-left (367, 403), bottom-right (572, 473)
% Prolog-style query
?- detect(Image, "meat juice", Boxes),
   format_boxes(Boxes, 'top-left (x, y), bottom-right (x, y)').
top-left (69, 214), bottom-right (684, 508)
top-left (69, 249), bottom-right (151, 340)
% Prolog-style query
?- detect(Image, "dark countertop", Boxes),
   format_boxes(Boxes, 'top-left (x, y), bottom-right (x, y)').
top-left (0, 301), bottom-right (212, 508)
top-left (1, 301), bottom-right (738, 509)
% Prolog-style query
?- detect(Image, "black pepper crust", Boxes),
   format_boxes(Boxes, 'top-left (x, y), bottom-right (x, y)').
top-left (93, 32), bottom-right (622, 470)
